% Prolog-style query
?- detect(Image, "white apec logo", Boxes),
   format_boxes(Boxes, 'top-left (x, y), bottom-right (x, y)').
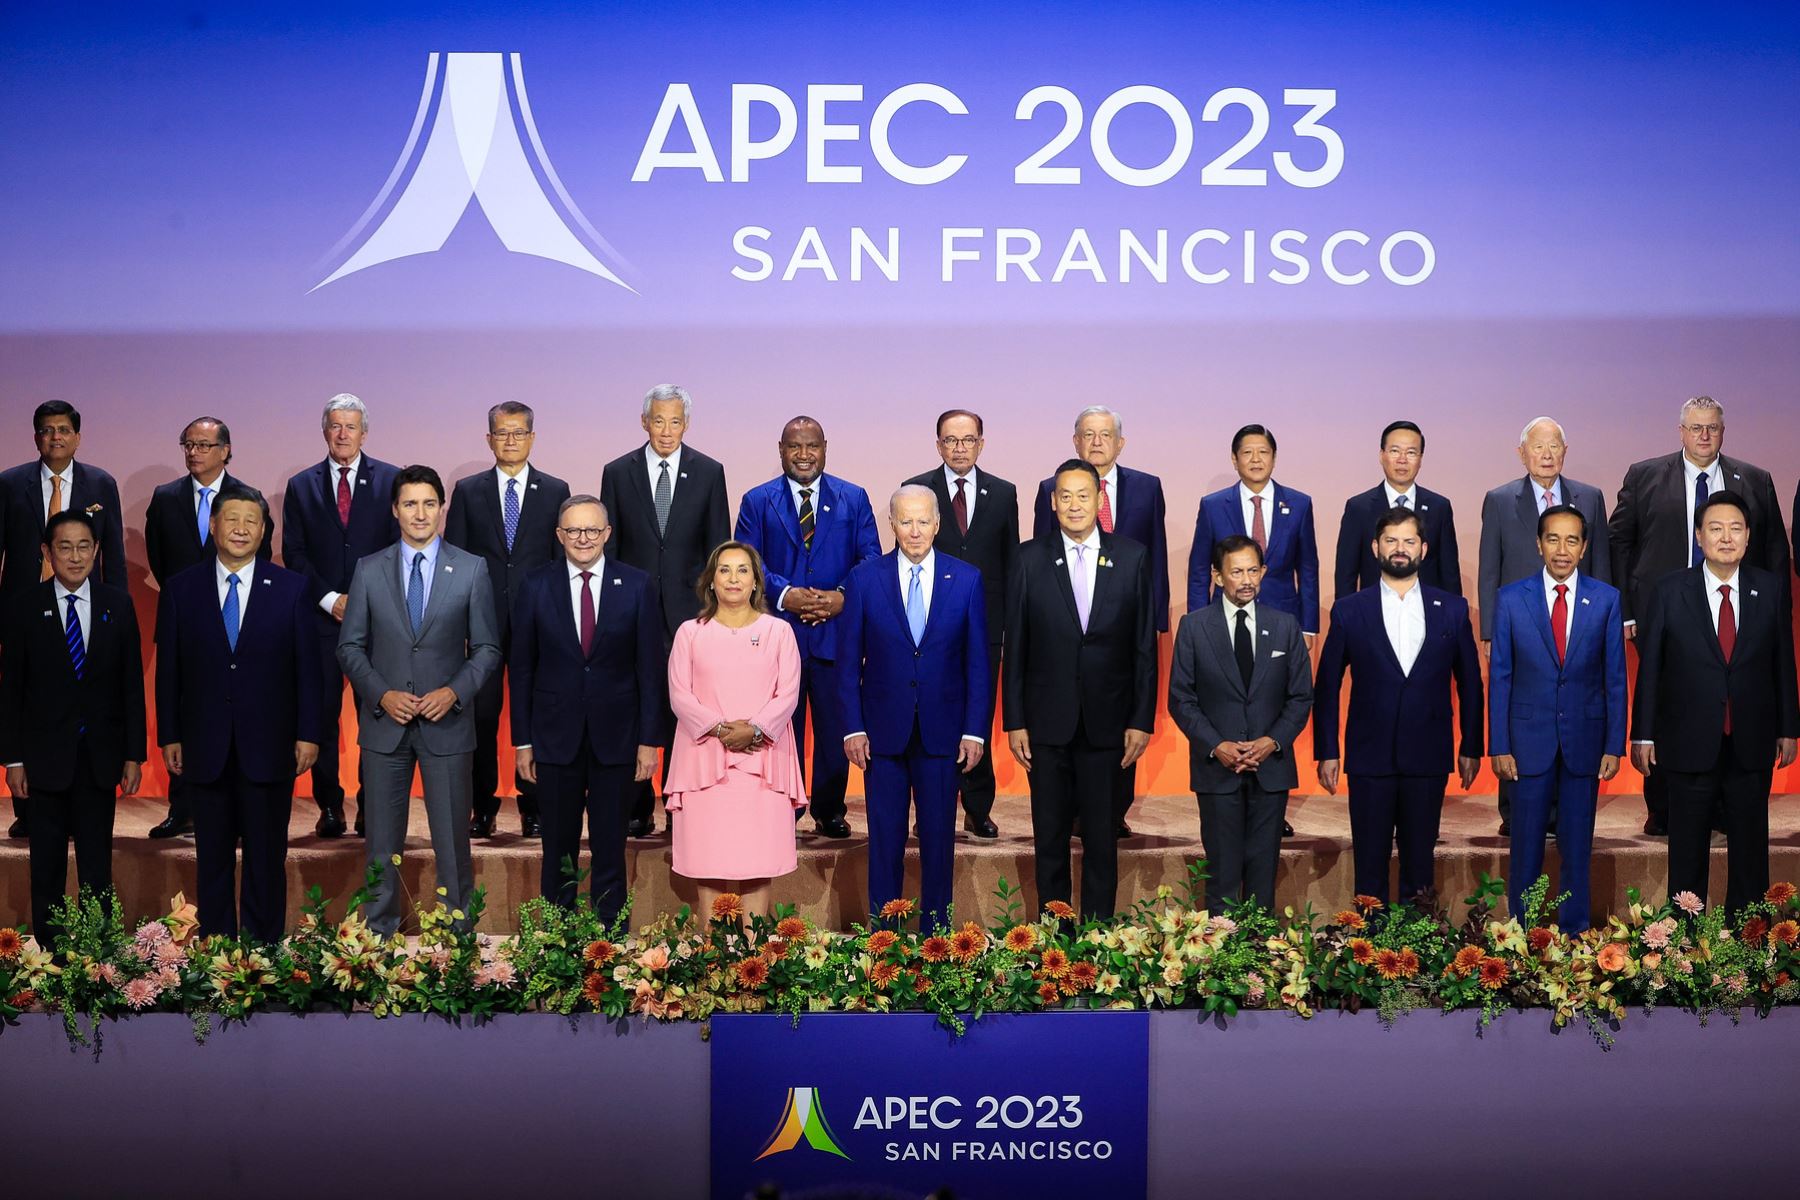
top-left (314, 52), bottom-right (632, 292)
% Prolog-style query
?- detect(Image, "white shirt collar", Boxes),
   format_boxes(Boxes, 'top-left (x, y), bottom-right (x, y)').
top-left (944, 463), bottom-right (976, 488)
top-left (1542, 567), bottom-right (1578, 597)
top-left (1702, 563), bottom-right (1741, 593)
top-left (787, 474), bottom-right (822, 501)
top-left (1222, 594), bottom-right (1257, 626)
top-left (191, 469), bottom-right (225, 491)
top-left (1238, 479), bottom-right (1274, 502)
top-left (328, 453), bottom-right (363, 478)
top-left (1098, 465), bottom-right (1119, 493)
top-left (1061, 527), bottom-right (1101, 554)
top-left (52, 577), bottom-right (92, 605)
top-left (568, 556), bottom-right (605, 581)
top-left (645, 443), bottom-right (683, 473)
top-left (899, 548), bottom-right (935, 576)
top-left (41, 460), bottom-right (73, 485)
top-left (1383, 480), bottom-right (1416, 506)
top-left (1682, 455), bottom-right (1721, 482)
top-left (1378, 576), bottom-right (1421, 603)
top-left (217, 558), bottom-right (256, 588)
top-left (496, 462), bottom-right (531, 489)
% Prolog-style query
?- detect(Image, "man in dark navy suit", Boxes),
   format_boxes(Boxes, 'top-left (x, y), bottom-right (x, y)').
top-left (1032, 406), bottom-right (1167, 837)
top-left (509, 496), bottom-right (663, 923)
top-left (839, 485), bottom-right (989, 931)
top-left (735, 416), bottom-right (881, 839)
top-left (280, 394), bottom-right (400, 838)
top-left (1334, 419), bottom-right (1462, 599)
top-left (156, 486), bottom-right (320, 943)
top-left (445, 401), bottom-right (570, 840)
top-left (144, 416), bottom-right (272, 839)
top-left (1315, 506), bottom-right (1483, 905)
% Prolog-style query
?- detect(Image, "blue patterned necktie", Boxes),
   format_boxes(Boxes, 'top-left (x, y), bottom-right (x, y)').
top-left (64, 593), bottom-right (85, 680)
top-left (196, 485), bottom-right (212, 545)
top-left (407, 550), bottom-right (426, 634)
top-left (906, 563), bottom-right (926, 643)
top-left (223, 572), bottom-right (241, 651)
top-left (1692, 469), bottom-right (1709, 567)
top-left (503, 477), bottom-right (520, 552)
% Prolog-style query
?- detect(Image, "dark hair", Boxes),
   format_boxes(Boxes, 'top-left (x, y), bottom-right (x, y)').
top-left (1695, 490), bottom-right (1749, 531)
top-left (935, 409), bottom-right (984, 437)
top-left (487, 401), bottom-right (535, 432)
top-left (213, 482), bottom-right (269, 526)
top-left (1051, 458), bottom-right (1100, 489)
top-left (695, 540), bottom-right (771, 622)
top-left (185, 415), bottom-right (233, 464)
top-left (1211, 534), bottom-right (1264, 571)
top-left (392, 464), bottom-right (445, 505)
top-left (1231, 424), bottom-right (1277, 455)
top-left (1379, 420), bottom-right (1424, 452)
top-left (1536, 503), bottom-right (1588, 539)
top-left (33, 400), bottom-right (80, 435)
top-left (782, 415), bottom-right (825, 440)
top-left (1372, 506), bottom-right (1424, 541)
top-left (43, 508), bottom-right (96, 545)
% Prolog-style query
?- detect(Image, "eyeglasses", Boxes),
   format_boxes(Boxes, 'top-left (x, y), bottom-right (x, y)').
top-left (488, 430), bottom-right (534, 442)
top-left (559, 526), bottom-right (606, 541)
top-left (1383, 447), bottom-right (1422, 460)
top-left (36, 425), bottom-right (76, 438)
top-left (179, 440), bottom-right (224, 452)
top-left (939, 436), bottom-right (982, 450)
top-left (1682, 423), bottom-right (1722, 436)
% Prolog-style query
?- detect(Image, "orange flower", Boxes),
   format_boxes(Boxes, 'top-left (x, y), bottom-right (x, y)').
top-left (879, 898), bottom-right (917, 919)
top-left (1040, 947), bottom-right (1070, 978)
top-left (581, 972), bottom-right (608, 1006)
top-left (1766, 882), bottom-right (1798, 906)
top-left (912, 970), bottom-right (931, 995)
top-left (1452, 946), bottom-right (1486, 977)
top-left (289, 968), bottom-right (312, 986)
top-left (760, 939), bottom-right (787, 963)
top-left (1771, 921), bottom-right (1799, 946)
top-left (776, 916), bottom-right (808, 941)
top-left (1642, 952), bottom-right (1663, 971)
top-left (1067, 961), bottom-right (1099, 990)
top-left (1527, 927), bottom-right (1554, 953)
top-left (1596, 942), bottom-right (1629, 973)
top-left (1004, 925), bottom-right (1038, 954)
top-left (949, 928), bottom-right (985, 963)
top-left (869, 961), bottom-right (901, 989)
top-left (0, 927), bottom-right (22, 960)
top-left (1398, 948), bottom-right (1420, 978)
top-left (733, 957), bottom-right (770, 989)
top-left (711, 893), bottom-right (744, 921)
top-left (1478, 957), bottom-right (1510, 990)
top-left (1354, 894), bottom-right (1384, 911)
top-left (1374, 949), bottom-right (1404, 980)
top-left (1334, 911), bottom-right (1366, 931)
top-left (7, 990), bottom-right (35, 1009)
top-left (1037, 981), bottom-right (1063, 1004)
top-left (1347, 938), bottom-right (1375, 965)
top-left (920, 936), bottom-right (951, 963)
top-left (1741, 917), bottom-right (1769, 946)
top-left (1776, 972), bottom-right (1792, 988)
top-left (866, 930), bottom-right (899, 956)
top-left (584, 939), bottom-right (617, 966)
top-left (1044, 900), bottom-right (1077, 920)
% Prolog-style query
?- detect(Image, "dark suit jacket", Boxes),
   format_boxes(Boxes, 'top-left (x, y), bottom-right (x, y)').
top-left (0, 460), bottom-right (127, 607)
top-left (444, 465), bottom-right (569, 641)
top-left (1168, 598), bottom-right (1313, 793)
top-left (1334, 483), bottom-right (1462, 599)
top-left (904, 465), bottom-right (1017, 650)
top-left (0, 579), bottom-right (146, 791)
top-left (1313, 583), bottom-right (1483, 776)
top-left (1034, 464), bottom-right (1169, 632)
top-left (145, 472), bottom-right (273, 586)
top-left (1187, 481), bottom-right (1320, 632)
top-left (1476, 475), bottom-right (1609, 640)
top-left (154, 561), bottom-right (321, 785)
top-left (1487, 573), bottom-right (1627, 777)
top-left (600, 444), bottom-right (730, 640)
top-left (1002, 533), bottom-right (1157, 747)
top-left (837, 551), bottom-right (989, 757)
top-left (280, 456), bottom-right (402, 631)
top-left (1631, 564), bottom-right (1800, 773)
top-left (508, 558), bottom-right (664, 767)
top-left (1607, 452), bottom-right (1790, 624)
top-left (735, 473), bottom-right (882, 662)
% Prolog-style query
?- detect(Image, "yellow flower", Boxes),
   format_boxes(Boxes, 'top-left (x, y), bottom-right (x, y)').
top-left (390, 854), bottom-right (402, 866)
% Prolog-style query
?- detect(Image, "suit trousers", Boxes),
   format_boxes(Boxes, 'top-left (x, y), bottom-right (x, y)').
top-left (190, 745), bottom-right (295, 944)
top-left (1029, 717), bottom-right (1121, 920)
top-left (955, 648), bottom-right (1002, 821)
top-left (1507, 753), bottom-right (1597, 932)
top-left (165, 773), bottom-right (192, 826)
top-left (866, 724), bottom-right (960, 931)
top-left (1664, 734), bottom-right (1771, 915)
top-left (310, 628), bottom-right (362, 814)
top-left (1346, 774), bottom-right (1446, 905)
top-left (1495, 776), bottom-right (1559, 828)
top-left (537, 735), bottom-right (633, 926)
top-left (471, 650), bottom-right (537, 823)
top-left (630, 626), bottom-right (679, 827)
top-left (361, 725), bottom-right (474, 935)
top-left (27, 748), bottom-right (116, 943)
top-left (1197, 778), bottom-right (1287, 913)
top-left (793, 655), bottom-right (849, 825)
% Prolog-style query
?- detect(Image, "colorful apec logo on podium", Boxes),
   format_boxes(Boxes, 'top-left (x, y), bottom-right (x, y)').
top-left (314, 52), bottom-right (633, 293)
top-left (756, 1087), bottom-right (851, 1161)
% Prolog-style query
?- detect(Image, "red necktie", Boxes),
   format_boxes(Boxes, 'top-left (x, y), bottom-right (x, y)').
top-left (1097, 479), bottom-right (1114, 533)
top-left (1550, 583), bottom-right (1568, 665)
top-left (1250, 494), bottom-right (1267, 552)
top-left (579, 570), bottom-right (596, 657)
top-left (336, 466), bottom-right (353, 526)
top-left (1718, 584), bottom-right (1735, 734)
top-left (953, 476), bottom-right (969, 536)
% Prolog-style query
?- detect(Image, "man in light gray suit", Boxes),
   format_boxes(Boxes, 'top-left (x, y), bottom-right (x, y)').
top-left (1168, 535), bottom-right (1313, 913)
top-left (1477, 416), bottom-right (1611, 834)
top-left (338, 464), bottom-right (501, 934)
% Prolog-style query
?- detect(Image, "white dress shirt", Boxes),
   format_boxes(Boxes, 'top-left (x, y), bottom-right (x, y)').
top-left (1541, 568), bottom-right (1577, 643)
top-left (1703, 564), bottom-right (1741, 634)
top-left (1238, 480), bottom-right (1276, 537)
top-left (40, 461), bottom-right (75, 521)
top-left (192, 469), bottom-right (226, 519)
top-left (645, 444), bottom-right (682, 497)
top-left (1383, 481), bottom-right (1418, 510)
top-left (1061, 528), bottom-right (1101, 607)
top-left (51, 577), bottom-right (92, 647)
top-left (569, 555), bottom-right (605, 642)
top-left (1379, 578), bottom-right (1426, 675)
top-left (496, 462), bottom-right (532, 512)
top-left (1532, 476), bottom-right (1564, 514)
top-left (1098, 465), bottom-right (1119, 519)
top-left (318, 453), bottom-right (365, 616)
top-left (943, 464), bottom-right (977, 526)
top-left (1683, 456), bottom-right (1726, 562)
top-left (846, 549), bottom-right (982, 745)
top-left (217, 558), bottom-right (256, 622)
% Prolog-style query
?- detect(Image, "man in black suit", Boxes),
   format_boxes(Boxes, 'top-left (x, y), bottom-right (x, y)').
top-left (1031, 406), bottom-right (1168, 838)
top-left (156, 486), bottom-right (320, 943)
top-left (1630, 492), bottom-right (1799, 915)
top-left (1334, 419), bottom-right (1462, 598)
top-left (599, 384), bottom-right (730, 838)
top-left (280, 394), bottom-right (401, 838)
top-left (1610, 396), bottom-right (1790, 835)
top-left (445, 401), bottom-right (570, 840)
top-left (0, 510), bottom-right (146, 942)
top-left (1168, 535), bottom-right (1313, 913)
top-left (1006, 459), bottom-right (1157, 919)
top-left (1, 401), bottom-right (127, 839)
top-left (904, 408), bottom-right (1018, 838)
top-left (144, 416), bottom-right (272, 839)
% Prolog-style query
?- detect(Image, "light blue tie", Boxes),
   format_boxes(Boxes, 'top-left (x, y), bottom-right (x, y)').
top-left (223, 572), bottom-right (241, 651)
top-left (906, 563), bottom-right (926, 644)
top-left (407, 551), bottom-right (426, 635)
top-left (503, 477), bottom-right (520, 552)
top-left (196, 486), bottom-right (212, 545)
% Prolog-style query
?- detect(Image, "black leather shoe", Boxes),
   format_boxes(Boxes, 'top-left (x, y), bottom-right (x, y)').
top-left (1497, 819), bottom-right (1511, 837)
top-left (626, 817), bottom-right (655, 838)
top-left (1282, 821), bottom-right (1296, 838)
top-left (520, 813), bottom-right (541, 839)
top-left (1115, 819), bottom-right (1134, 840)
top-left (470, 812), bottom-right (497, 839)
top-left (1643, 815), bottom-right (1668, 837)
top-left (963, 815), bottom-right (1000, 838)
top-left (7, 817), bottom-right (24, 839)
top-left (353, 810), bottom-right (365, 837)
top-left (815, 817), bottom-right (852, 839)
top-left (149, 816), bottom-right (194, 839)
top-left (314, 805), bottom-right (346, 839)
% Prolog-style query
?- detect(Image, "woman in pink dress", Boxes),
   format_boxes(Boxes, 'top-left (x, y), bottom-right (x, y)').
top-left (664, 541), bottom-right (805, 919)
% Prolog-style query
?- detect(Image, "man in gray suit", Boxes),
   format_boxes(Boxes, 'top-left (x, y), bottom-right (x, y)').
top-left (1477, 416), bottom-right (1611, 834)
top-left (338, 465), bottom-right (502, 934)
top-left (1168, 535), bottom-right (1314, 913)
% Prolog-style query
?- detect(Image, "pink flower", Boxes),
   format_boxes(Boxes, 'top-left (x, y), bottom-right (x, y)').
top-left (154, 940), bottom-right (185, 968)
top-left (489, 960), bottom-right (516, 985)
top-left (472, 967), bottom-right (495, 987)
top-left (1641, 918), bottom-right (1677, 950)
top-left (89, 961), bottom-right (120, 986)
top-left (635, 945), bottom-right (672, 973)
top-left (1206, 916), bottom-right (1238, 936)
top-left (428, 948), bottom-right (452, 973)
top-left (1673, 891), bottom-right (1704, 916)
top-left (122, 976), bottom-right (161, 1010)
top-left (155, 965), bottom-right (181, 989)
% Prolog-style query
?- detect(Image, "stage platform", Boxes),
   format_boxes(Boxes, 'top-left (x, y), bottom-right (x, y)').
top-left (5, 792), bottom-right (1799, 932)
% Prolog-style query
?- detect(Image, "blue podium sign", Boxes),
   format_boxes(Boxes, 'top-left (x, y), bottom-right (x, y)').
top-left (710, 1012), bottom-right (1149, 1200)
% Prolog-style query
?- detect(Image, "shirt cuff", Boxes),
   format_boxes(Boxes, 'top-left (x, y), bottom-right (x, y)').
top-left (1623, 619), bottom-right (1637, 628)
top-left (1630, 739), bottom-right (1652, 745)
top-left (319, 591), bottom-right (342, 615)
top-left (962, 736), bottom-right (985, 745)
top-left (513, 744), bottom-right (530, 751)
top-left (777, 585), bottom-right (792, 611)
top-left (844, 731), bottom-right (866, 742)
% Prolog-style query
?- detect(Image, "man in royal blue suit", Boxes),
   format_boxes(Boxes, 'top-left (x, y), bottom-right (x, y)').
top-left (1032, 405), bottom-right (1167, 837)
top-left (1487, 506), bottom-right (1626, 932)
top-left (1334, 420), bottom-right (1462, 598)
top-left (735, 416), bottom-right (881, 839)
top-left (839, 485), bottom-right (989, 931)
top-left (280, 394), bottom-right (401, 838)
top-left (156, 486), bottom-right (321, 943)
top-left (1315, 507), bottom-right (1483, 904)
top-left (510, 495), bottom-right (663, 923)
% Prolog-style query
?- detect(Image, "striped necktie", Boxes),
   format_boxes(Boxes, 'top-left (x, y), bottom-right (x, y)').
top-left (798, 487), bottom-right (815, 549)
top-left (64, 593), bottom-right (85, 680)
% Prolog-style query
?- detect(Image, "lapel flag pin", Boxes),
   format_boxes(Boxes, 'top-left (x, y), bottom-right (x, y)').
top-left (980, 488), bottom-right (989, 496)
top-left (1054, 559), bottom-right (1064, 567)
top-left (1432, 599), bottom-right (1442, 606)
top-left (612, 578), bottom-right (622, 586)
top-left (681, 472), bottom-right (689, 479)
top-left (529, 482), bottom-right (538, 490)
top-left (822, 504), bottom-right (831, 513)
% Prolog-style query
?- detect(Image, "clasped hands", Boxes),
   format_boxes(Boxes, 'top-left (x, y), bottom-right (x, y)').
top-left (380, 687), bottom-right (459, 724)
top-left (710, 720), bottom-right (763, 753)
top-left (1213, 737), bottom-right (1278, 774)
top-left (781, 587), bottom-right (843, 625)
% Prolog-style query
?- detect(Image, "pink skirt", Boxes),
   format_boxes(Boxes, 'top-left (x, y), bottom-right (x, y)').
top-left (669, 768), bottom-right (799, 881)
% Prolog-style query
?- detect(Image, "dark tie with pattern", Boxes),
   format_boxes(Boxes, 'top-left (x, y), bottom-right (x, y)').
top-left (1250, 494), bottom-right (1266, 552)
top-left (953, 477), bottom-right (969, 536)
top-left (1692, 470), bottom-right (1709, 567)
top-left (64, 593), bottom-right (85, 680)
top-left (655, 460), bottom-right (673, 536)
top-left (337, 466), bottom-right (353, 526)
top-left (798, 487), bottom-right (815, 550)
top-left (503, 477), bottom-right (520, 552)
top-left (579, 570), bottom-right (596, 656)
top-left (1234, 607), bottom-right (1254, 687)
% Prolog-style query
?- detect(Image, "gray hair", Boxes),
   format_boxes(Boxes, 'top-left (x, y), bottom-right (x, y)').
top-left (322, 392), bottom-right (368, 431)
top-left (642, 384), bottom-right (693, 420)
top-left (1517, 416), bottom-right (1566, 446)
top-left (1074, 405), bottom-right (1123, 438)
top-left (558, 493), bottom-right (609, 525)
top-left (487, 401), bottom-right (535, 432)
top-left (1679, 395), bottom-right (1723, 421)
top-left (889, 483), bottom-right (940, 519)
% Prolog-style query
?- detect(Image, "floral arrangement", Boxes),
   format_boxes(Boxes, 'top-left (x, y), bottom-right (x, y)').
top-left (5, 864), bottom-right (1800, 1052)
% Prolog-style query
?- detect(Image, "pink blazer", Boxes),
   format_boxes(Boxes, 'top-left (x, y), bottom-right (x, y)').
top-left (663, 615), bottom-right (807, 809)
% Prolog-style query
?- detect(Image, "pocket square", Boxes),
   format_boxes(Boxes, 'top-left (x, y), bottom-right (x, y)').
top-left (1270, 649), bottom-right (1287, 658)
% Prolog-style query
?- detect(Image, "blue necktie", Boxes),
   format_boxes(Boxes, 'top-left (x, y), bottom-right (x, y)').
top-left (407, 551), bottom-right (426, 635)
top-left (64, 594), bottom-right (85, 680)
top-left (906, 564), bottom-right (926, 644)
top-left (503, 477), bottom-right (520, 552)
top-left (196, 486), bottom-right (212, 545)
top-left (1692, 469), bottom-right (1709, 566)
top-left (223, 572), bottom-right (241, 651)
